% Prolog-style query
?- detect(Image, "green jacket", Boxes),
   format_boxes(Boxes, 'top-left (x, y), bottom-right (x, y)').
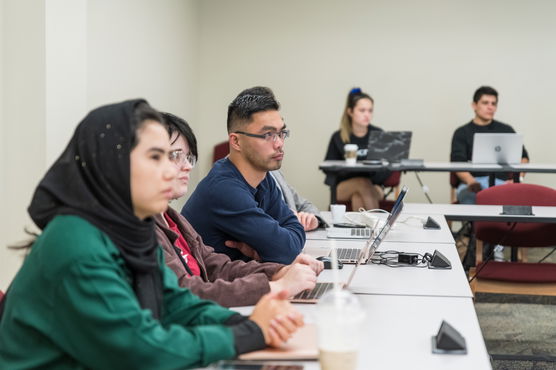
top-left (0, 215), bottom-right (239, 369)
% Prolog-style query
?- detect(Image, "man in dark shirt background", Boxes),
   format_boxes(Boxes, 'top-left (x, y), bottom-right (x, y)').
top-left (450, 86), bottom-right (529, 205)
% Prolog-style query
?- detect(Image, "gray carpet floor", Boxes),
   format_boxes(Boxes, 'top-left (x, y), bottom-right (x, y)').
top-left (465, 243), bottom-right (556, 370)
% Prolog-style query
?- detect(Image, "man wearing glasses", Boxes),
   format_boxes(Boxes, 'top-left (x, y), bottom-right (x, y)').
top-left (182, 87), bottom-right (305, 264)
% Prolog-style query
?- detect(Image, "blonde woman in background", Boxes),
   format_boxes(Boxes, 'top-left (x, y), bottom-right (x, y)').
top-left (324, 87), bottom-right (390, 210)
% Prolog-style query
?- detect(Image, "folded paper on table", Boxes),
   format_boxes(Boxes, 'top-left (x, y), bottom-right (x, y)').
top-left (239, 323), bottom-right (318, 360)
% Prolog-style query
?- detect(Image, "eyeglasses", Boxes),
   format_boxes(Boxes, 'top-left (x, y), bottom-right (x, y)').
top-left (234, 129), bottom-right (290, 143)
top-left (169, 150), bottom-right (197, 168)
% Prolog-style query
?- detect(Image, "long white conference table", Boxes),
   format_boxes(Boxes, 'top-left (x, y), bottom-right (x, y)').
top-left (319, 160), bottom-right (556, 203)
top-left (304, 240), bottom-right (472, 299)
top-left (221, 295), bottom-right (491, 370)
top-left (403, 203), bottom-right (556, 223)
top-left (203, 207), bottom-right (491, 369)
top-left (319, 160), bottom-right (556, 173)
top-left (307, 211), bottom-right (455, 244)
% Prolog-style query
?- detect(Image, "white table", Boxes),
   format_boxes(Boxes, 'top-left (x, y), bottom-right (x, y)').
top-left (403, 203), bottom-right (556, 223)
top-left (304, 240), bottom-right (472, 299)
top-left (204, 202), bottom-right (493, 369)
top-left (224, 295), bottom-right (491, 370)
top-left (387, 213), bottom-right (454, 243)
top-left (306, 211), bottom-right (455, 244)
top-left (319, 160), bottom-right (556, 174)
top-left (319, 160), bottom-right (556, 204)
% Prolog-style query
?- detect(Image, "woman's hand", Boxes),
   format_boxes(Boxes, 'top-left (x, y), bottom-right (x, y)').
top-left (250, 290), bottom-right (304, 347)
top-left (269, 263), bottom-right (317, 297)
top-left (273, 254), bottom-right (324, 280)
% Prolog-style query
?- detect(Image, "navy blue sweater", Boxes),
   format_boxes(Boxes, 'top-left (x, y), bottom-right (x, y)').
top-left (182, 159), bottom-right (305, 264)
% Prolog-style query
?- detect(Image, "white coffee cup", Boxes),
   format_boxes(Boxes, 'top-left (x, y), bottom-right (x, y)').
top-left (330, 204), bottom-right (346, 224)
top-left (316, 290), bottom-right (366, 370)
top-left (344, 144), bottom-right (358, 165)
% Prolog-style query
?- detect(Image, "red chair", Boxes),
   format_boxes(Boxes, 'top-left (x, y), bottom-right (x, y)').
top-left (383, 171), bottom-right (401, 193)
top-left (0, 290), bottom-right (4, 302)
top-left (379, 171), bottom-right (402, 212)
top-left (470, 183), bottom-right (556, 296)
top-left (449, 172), bottom-right (460, 204)
top-left (213, 140), bottom-right (229, 164)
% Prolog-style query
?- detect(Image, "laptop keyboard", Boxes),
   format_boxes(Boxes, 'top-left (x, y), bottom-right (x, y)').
top-left (351, 228), bottom-right (371, 237)
top-left (293, 282), bottom-right (334, 300)
top-left (337, 248), bottom-right (361, 261)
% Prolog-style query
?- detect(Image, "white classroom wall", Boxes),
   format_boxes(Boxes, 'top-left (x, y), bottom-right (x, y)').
top-left (2, 0), bottom-right (556, 289)
top-left (0, 0), bottom-right (199, 290)
top-left (194, 0), bottom-right (556, 212)
top-left (1, 0), bottom-right (47, 290)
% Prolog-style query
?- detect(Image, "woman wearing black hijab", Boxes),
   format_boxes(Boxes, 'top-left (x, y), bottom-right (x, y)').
top-left (0, 100), bottom-right (303, 369)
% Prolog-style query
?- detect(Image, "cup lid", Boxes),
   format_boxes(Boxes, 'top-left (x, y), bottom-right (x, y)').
top-left (344, 144), bottom-right (358, 151)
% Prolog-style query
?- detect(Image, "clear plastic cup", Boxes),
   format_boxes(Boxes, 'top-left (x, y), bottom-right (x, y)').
top-left (316, 289), bottom-right (366, 370)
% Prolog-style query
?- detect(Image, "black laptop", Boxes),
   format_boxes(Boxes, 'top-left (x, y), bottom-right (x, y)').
top-left (364, 131), bottom-right (412, 164)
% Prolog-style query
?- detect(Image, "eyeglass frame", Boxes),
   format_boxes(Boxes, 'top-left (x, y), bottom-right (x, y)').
top-left (169, 150), bottom-right (197, 168)
top-left (234, 129), bottom-right (290, 143)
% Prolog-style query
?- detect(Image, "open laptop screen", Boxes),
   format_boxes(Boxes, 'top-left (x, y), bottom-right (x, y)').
top-left (373, 197), bottom-right (404, 248)
top-left (389, 186), bottom-right (408, 216)
top-left (471, 133), bottom-right (523, 164)
top-left (367, 131), bottom-right (412, 163)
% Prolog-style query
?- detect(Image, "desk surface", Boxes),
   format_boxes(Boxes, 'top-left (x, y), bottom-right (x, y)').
top-left (226, 295), bottom-right (491, 370)
top-left (319, 160), bottom-right (556, 204)
top-left (304, 240), bottom-right (472, 299)
top-left (306, 212), bottom-right (455, 244)
top-left (403, 203), bottom-right (556, 223)
top-left (319, 160), bottom-right (556, 174)
top-left (205, 207), bottom-right (490, 369)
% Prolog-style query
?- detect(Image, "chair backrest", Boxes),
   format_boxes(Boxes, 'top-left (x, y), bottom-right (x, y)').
top-left (475, 183), bottom-right (556, 247)
top-left (383, 171), bottom-right (401, 188)
top-left (213, 140), bottom-right (230, 164)
top-left (378, 171), bottom-right (402, 211)
top-left (449, 172), bottom-right (460, 204)
top-left (449, 172), bottom-right (460, 188)
top-left (476, 183), bottom-right (556, 206)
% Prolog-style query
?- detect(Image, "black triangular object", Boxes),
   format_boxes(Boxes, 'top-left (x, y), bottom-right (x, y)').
top-left (435, 320), bottom-right (467, 351)
top-left (424, 216), bottom-right (441, 229)
top-left (429, 250), bottom-right (451, 269)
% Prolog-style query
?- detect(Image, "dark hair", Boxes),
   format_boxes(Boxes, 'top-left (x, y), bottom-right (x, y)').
top-left (238, 86), bottom-right (276, 98)
top-left (131, 102), bottom-right (164, 149)
top-left (9, 101), bottom-right (163, 254)
top-left (226, 86), bottom-right (280, 133)
top-left (473, 86), bottom-right (498, 103)
top-left (160, 112), bottom-right (198, 159)
top-left (339, 87), bottom-right (374, 143)
top-left (345, 87), bottom-right (374, 110)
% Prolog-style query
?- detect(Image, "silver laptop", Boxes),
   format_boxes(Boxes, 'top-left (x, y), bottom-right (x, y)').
top-left (291, 240), bottom-right (374, 304)
top-left (292, 193), bottom-right (407, 303)
top-left (326, 226), bottom-right (372, 239)
top-left (363, 131), bottom-right (412, 164)
top-left (471, 133), bottom-right (523, 164)
top-left (335, 186), bottom-right (407, 263)
top-left (327, 185), bottom-right (408, 242)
